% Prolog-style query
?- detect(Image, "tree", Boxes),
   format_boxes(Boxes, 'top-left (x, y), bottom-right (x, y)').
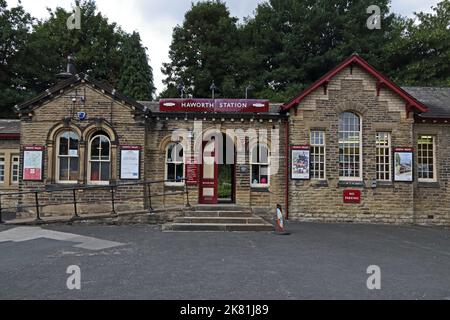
top-left (384, 0), bottom-right (450, 86)
top-left (118, 32), bottom-right (155, 101)
top-left (0, 0), bottom-right (33, 117)
top-left (19, 0), bottom-right (126, 94)
top-left (242, 0), bottom-right (398, 101)
top-left (161, 0), bottom-right (243, 98)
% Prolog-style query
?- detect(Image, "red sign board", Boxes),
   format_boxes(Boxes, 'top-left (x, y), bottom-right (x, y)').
top-left (159, 99), bottom-right (269, 113)
top-left (185, 157), bottom-right (198, 185)
top-left (394, 147), bottom-right (414, 152)
top-left (343, 190), bottom-right (361, 204)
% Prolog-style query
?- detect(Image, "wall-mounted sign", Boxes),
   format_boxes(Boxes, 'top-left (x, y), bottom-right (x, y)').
top-left (77, 112), bottom-right (87, 121)
top-left (185, 157), bottom-right (198, 185)
top-left (343, 190), bottom-right (361, 204)
top-left (291, 146), bottom-right (310, 180)
top-left (23, 146), bottom-right (44, 181)
top-left (120, 146), bottom-right (141, 180)
top-left (394, 147), bottom-right (414, 182)
top-left (159, 99), bottom-right (270, 113)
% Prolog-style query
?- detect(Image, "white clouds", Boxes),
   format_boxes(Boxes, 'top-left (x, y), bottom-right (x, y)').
top-left (7, 0), bottom-right (443, 95)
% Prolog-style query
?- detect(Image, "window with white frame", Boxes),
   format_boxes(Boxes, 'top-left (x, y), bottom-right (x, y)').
top-left (88, 133), bottom-right (111, 184)
top-left (251, 143), bottom-right (270, 187)
top-left (310, 130), bottom-right (326, 180)
top-left (0, 154), bottom-right (5, 183)
top-left (11, 154), bottom-right (19, 184)
top-left (376, 132), bottom-right (391, 181)
top-left (165, 142), bottom-right (184, 184)
top-left (418, 135), bottom-right (436, 182)
top-left (56, 131), bottom-right (79, 183)
top-left (339, 112), bottom-right (362, 180)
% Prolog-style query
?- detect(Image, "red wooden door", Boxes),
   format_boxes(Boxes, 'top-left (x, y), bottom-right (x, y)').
top-left (199, 140), bottom-right (218, 204)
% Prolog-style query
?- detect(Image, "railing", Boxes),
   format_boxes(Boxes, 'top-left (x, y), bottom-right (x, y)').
top-left (0, 179), bottom-right (190, 223)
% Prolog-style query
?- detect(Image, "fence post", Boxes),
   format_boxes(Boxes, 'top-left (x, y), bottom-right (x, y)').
top-left (111, 186), bottom-right (116, 215)
top-left (34, 192), bottom-right (42, 222)
top-left (147, 182), bottom-right (154, 213)
top-left (72, 189), bottom-right (80, 220)
top-left (0, 194), bottom-right (3, 224)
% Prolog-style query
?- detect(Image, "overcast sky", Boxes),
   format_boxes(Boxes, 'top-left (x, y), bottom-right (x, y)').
top-left (7, 0), bottom-right (442, 95)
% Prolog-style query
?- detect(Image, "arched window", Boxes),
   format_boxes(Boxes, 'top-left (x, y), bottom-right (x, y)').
top-left (56, 131), bottom-right (79, 183)
top-left (88, 133), bottom-right (111, 184)
top-left (251, 143), bottom-right (270, 187)
top-left (339, 112), bottom-right (362, 180)
top-left (165, 142), bottom-right (184, 185)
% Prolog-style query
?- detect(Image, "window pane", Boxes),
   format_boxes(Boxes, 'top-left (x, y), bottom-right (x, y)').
top-left (91, 162), bottom-right (100, 181)
top-left (100, 137), bottom-right (110, 160)
top-left (59, 157), bottom-right (69, 181)
top-left (252, 165), bottom-right (260, 184)
top-left (339, 112), bottom-right (361, 179)
top-left (69, 158), bottom-right (79, 181)
top-left (100, 162), bottom-right (110, 181)
top-left (59, 136), bottom-right (69, 156)
top-left (167, 163), bottom-right (175, 181)
top-left (91, 137), bottom-right (100, 160)
top-left (176, 164), bottom-right (184, 181)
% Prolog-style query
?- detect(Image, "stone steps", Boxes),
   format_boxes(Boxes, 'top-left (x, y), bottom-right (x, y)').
top-left (163, 223), bottom-right (274, 232)
top-left (163, 205), bottom-right (273, 232)
top-left (174, 217), bottom-right (263, 224)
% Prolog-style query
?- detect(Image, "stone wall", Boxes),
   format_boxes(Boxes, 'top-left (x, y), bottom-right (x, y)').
top-left (18, 83), bottom-right (146, 218)
top-left (145, 117), bottom-right (286, 215)
top-left (413, 123), bottom-right (450, 225)
top-left (288, 65), bottom-right (417, 224)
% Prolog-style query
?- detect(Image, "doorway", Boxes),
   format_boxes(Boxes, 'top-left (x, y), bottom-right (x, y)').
top-left (199, 133), bottom-right (235, 204)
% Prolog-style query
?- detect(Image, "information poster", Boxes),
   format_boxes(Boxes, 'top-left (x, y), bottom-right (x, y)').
top-left (394, 147), bottom-right (414, 182)
top-left (185, 157), bottom-right (198, 185)
top-left (23, 146), bottom-right (44, 181)
top-left (120, 146), bottom-right (140, 180)
top-left (291, 146), bottom-right (310, 180)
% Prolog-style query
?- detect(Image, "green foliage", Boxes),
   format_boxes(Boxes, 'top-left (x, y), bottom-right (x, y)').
top-left (161, 0), bottom-right (243, 99)
top-left (384, 0), bottom-right (450, 86)
top-left (0, 0), bottom-right (155, 118)
top-left (118, 32), bottom-right (155, 101)
top-left (0, 0), bottom-right (33, 117)
top-left (161, 0), bottom-right (450, 101)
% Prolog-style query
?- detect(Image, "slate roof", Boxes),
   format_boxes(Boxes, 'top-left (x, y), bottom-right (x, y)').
top-left (15, 73), bottom-right (147, 114)
top-left (402, 87), bottom-right (450, 119)
top-left (0, 120), bottom-right (20, 137)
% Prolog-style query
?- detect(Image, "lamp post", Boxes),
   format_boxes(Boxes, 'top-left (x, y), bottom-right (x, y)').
top-left (177, 83), bottom-right (185, 99)
top-left (210, 81), bottom-right (217, 100)
top-left (245, 84), bottom-right (254, 99)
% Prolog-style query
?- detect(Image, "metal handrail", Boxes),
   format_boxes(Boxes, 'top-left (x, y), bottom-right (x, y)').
top-left (0, 179), bottom-right (190, 223)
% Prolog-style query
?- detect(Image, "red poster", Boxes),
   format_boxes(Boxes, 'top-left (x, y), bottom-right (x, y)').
top-left (343, 190), bottom-right (361, 204)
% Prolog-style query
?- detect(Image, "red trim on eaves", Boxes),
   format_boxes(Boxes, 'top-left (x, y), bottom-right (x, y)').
top-left (0, 134), bottom-right (20, 140)
top-left (281, 54), bottom-right (428, 114)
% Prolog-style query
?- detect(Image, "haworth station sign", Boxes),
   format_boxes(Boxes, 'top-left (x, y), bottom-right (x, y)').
top-left (160, 99), bottom-right (270, 113)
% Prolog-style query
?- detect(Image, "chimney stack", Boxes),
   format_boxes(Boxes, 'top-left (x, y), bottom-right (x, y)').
top-left (57, 54), bottom-right (77, 80)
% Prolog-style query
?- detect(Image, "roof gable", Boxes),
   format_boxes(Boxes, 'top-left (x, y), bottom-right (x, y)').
top-left (281, 54), bottom-right (428, 114)
top-left (15, 73), bottom-right (147, 114)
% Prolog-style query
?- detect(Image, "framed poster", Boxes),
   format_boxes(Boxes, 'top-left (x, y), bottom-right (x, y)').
top-left (23, 146), bottom-right (44, 181)
top-left (120, 146), bottom-right (141, 180)
top-left (394, 147), bottom-right (414, 182)
top-left (185, 157), bottom-right (198, 185)
top-left (291, 146), bottom-right (310, 180)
